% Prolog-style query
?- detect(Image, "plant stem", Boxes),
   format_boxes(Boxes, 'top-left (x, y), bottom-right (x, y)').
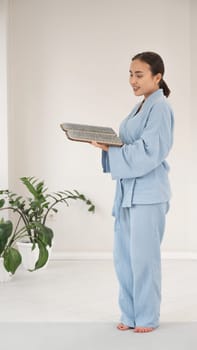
top-left (7, 226), bottom-right (28, 247)
top-left (42, 196), bottom-right (73, 224)
top-left (42, 199), bottom-right (60, 225)
top-left (13, 215), bottom-right (22, 235)
top-left (0, 206), bottom-right (33, 242)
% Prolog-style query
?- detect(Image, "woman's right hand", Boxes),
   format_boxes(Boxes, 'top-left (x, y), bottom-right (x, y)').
top-left (90, 141), bottom-right (109, 152)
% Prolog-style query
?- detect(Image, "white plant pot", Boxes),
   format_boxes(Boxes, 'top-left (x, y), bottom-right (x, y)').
top-left (0, 257), bottom-right (12, 282)
top-left (16, 242), bottom-right (52, 271)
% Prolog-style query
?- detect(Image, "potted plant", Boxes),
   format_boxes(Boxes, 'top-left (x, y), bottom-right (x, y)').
top-left (0, 177), bottom-right (95, 271)
top-left (0, 218), bottom-right (22, 282)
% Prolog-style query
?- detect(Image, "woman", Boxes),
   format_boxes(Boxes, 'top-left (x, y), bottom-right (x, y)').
top-left (91, 51), bottom-right (174, 333)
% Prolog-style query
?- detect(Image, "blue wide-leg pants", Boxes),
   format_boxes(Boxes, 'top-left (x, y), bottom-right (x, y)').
top-left (113, 202), bottom-right (169, 328)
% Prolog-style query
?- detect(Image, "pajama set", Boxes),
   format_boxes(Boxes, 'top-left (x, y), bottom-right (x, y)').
top-left (102, 89), bottom-right (174, 328)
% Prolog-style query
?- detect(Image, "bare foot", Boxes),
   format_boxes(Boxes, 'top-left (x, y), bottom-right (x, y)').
top-left (117, 323), bottom-right (133, 331)
top-left (134, 327), bottom-right (154, 333)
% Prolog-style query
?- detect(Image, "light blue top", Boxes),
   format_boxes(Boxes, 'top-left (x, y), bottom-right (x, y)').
top-left (102, 89), bottom-right (174, 216)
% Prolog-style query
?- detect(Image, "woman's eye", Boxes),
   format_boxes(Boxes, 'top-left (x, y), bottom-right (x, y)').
top-left (129, 74), bottom-right (143, 78)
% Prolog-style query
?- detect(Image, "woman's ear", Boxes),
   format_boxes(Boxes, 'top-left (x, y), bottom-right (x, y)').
top-left (155, 73), bottom-right (162, 85)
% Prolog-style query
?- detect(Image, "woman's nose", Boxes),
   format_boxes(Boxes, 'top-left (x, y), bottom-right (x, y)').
top-left (130, 76), bottom-right (136, 85)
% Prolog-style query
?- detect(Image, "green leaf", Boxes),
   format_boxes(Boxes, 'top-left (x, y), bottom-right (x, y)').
top-left (55, 193), bottom-right (63, 199)
top-left (88, 205), bottom-right (95, 213)
top-left (9, 193), bottom-right (17, 198)
top-left (73, 190), bottom-right (80, 195)
top-left (47, 194), bottom-right (58, 201)
top-left (34, 240), bottom-right (49, 270)
top-left (79, 194), bottom-right (85, 200)
top-left (0, 199), bottom-right (5, 208)
top-left (0, 220), bottom-right (13, 255)
top-left (15, 196), bottom-right (22, 201)
top-left (32, 241), bottom-right (36, 251)
top-left (0, 189), bottom-right (9, 195)
top-left (31, 178), bottom-right (37, 185)
top-left (3, 247), bottom-right (22, 274)
top-left (33, 222), bottom-right (53, 247)
top-left (20, 177), bottom-right (46, 202)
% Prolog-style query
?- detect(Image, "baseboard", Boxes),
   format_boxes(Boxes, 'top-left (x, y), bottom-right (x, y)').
top-left (51, 252), bottom-right (113, 260)
top-left (51, 251), bottom-right (197, 261)
top-left (161, 252), bottom-right (197, 260)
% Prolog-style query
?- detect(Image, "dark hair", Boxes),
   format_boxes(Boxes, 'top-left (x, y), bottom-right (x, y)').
top-left (132, 51), bottom-right (171, 97)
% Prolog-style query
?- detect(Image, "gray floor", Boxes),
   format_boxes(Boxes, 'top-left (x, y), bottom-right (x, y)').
top-left (0, 259), bottom-right (197, 350)
top-left (0, 260), bottom-right (197, 350)
top-left (0, 322), bottom-right (197, 350)
top-left (0, 259), bottom-right (197, 322)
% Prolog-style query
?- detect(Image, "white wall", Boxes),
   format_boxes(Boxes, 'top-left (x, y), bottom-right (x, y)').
top-left (0, 0), bottom-right (8, 191)
top-left (189, 0), bottom-right (197, 251)
top-left (6, 0), bottom-right (197, 253)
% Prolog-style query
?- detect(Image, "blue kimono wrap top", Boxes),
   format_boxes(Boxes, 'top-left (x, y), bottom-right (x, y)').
top-left (102, 89), bottom-right (174, 216)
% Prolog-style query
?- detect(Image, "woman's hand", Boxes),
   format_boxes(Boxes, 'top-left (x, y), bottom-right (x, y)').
top-left (91, 141), bottom-right (109, 152)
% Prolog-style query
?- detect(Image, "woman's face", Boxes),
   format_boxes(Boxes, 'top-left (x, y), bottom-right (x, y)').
top-left (129, 59), bottom-right (161, 99)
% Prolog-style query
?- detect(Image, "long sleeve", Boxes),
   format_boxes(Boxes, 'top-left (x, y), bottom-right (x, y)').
top-left (108, 102), bottom-right (174, 180)
top-left (102, 150), bottom-right (110, 173)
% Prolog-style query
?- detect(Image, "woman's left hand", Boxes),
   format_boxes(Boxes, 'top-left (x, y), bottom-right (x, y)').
top-left (91, 141), bottom-right (109, 152)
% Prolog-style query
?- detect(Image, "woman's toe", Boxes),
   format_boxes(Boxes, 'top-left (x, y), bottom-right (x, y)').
top-left (117, 323), bottom-right (131, 330)
top-left (134, 327), bottom-right (154, 333)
